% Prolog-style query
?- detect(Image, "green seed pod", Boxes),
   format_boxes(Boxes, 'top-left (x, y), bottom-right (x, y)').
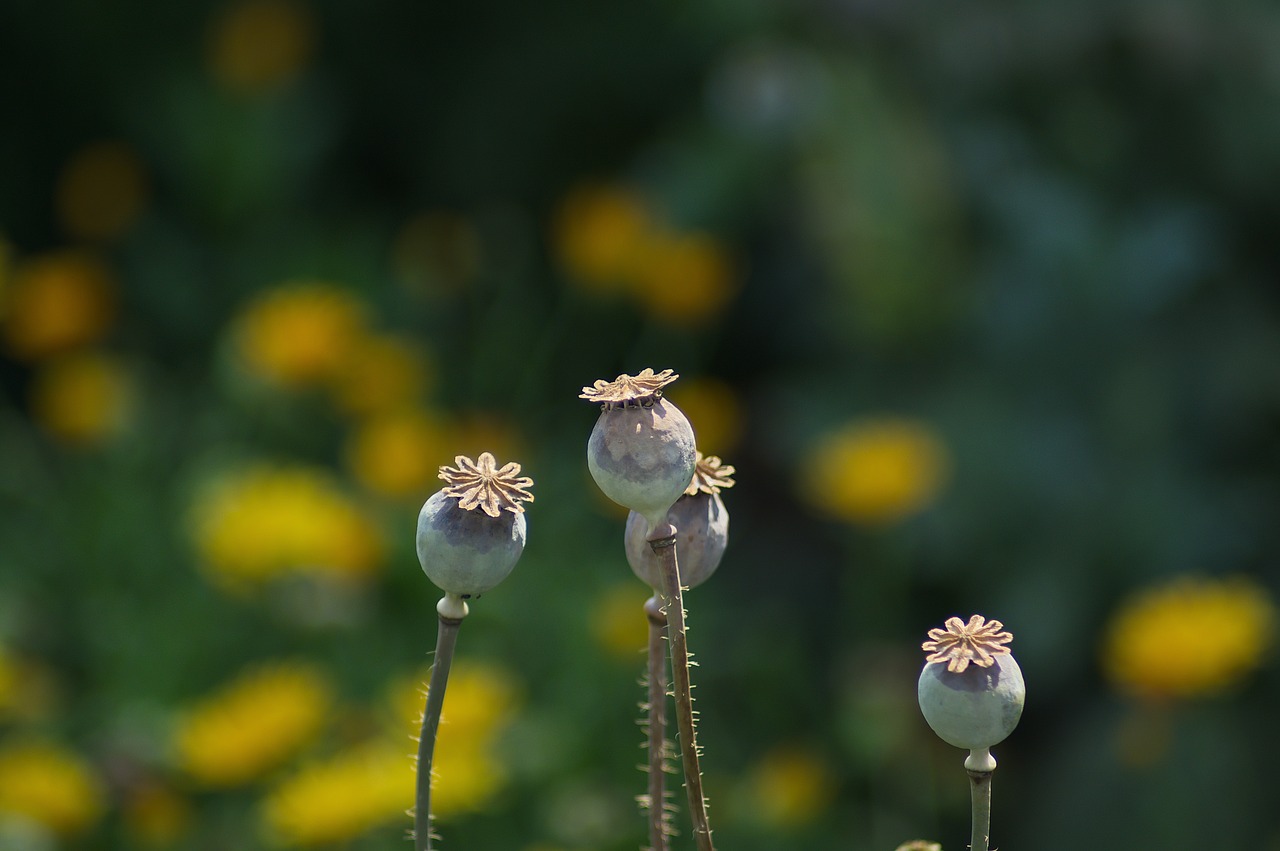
top-left (416, 452), bottom-right (533, 599)
top-left (916, 616), bottom-right (1025, 750)
top-left (626, 453), bottom-right (735, 590)
top-left (580, 369), bottom-right (697, 528)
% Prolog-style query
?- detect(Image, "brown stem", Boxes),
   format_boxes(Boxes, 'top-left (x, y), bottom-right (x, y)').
top-left (644, 595), bottom-right (671, 851)
top-left (648, 522), bottom-right (715, 851)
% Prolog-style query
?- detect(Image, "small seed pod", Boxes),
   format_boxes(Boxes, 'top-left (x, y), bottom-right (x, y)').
top-left (580, 368), bottom-right (697, 527)
top-left (626, 453), bottom-right (735, 590)
top-left (416, 452), bottom-right (534, 599)
top-left (917, 615), bottom-right (1025, 750)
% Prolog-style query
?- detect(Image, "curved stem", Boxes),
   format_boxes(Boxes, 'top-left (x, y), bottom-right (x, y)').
top-left (644, 595), bottom-right (671, 851)
top-left (649, 523), bottom-right (716, 851)
top-left (415, 594), bottom-right (469, 851)
top-left (965, 753), bottom-right (994, 851)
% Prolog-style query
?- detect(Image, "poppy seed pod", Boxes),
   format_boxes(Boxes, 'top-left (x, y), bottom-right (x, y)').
top-left (626, 453), bottom-right (735, 590)
top-left (580, 369), bottom-right (697, 528)
top-left (416, 452), bottom-right (533, 599)
top-left (917, 616), bottom-right (1025, 751)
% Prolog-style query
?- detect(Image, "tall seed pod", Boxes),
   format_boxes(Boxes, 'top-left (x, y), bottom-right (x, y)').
top-left (917, 615), bottom-right (1025, 851)
top-left (580, 368), bottom-right (697, 528)
top-left (625, 452), bottom-right (735, 592)
top-left (580, 369), bottom-right (715, 851)
top-left (413, 452), bottom-right (533, 851)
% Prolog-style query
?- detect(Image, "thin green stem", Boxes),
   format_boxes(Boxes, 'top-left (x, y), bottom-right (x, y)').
top-left (415, 594), bottom-right (469, 851)
top-left (644, 595), bottom-right (671, 851)
top-left (649, 523), bottom-right (716, 851)
top-left (967, 767), bottom-right (993, 851)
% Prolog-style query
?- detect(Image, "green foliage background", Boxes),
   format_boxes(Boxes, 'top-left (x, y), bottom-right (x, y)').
top-left (3, 0), bottom-right (1279, 848)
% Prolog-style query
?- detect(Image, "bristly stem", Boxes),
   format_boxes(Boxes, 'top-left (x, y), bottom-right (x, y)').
top-left (415, 593), bottom-right (469, 851)
top-left (648, 522), bottom-right (716, 851)
top-left (644, 595), bottom-right (671, 851)
top-left (965, 748), bottom-right (995, 851)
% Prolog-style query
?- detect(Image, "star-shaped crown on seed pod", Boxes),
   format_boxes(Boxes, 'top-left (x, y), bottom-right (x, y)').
top-left (439, 452), bottom-right (534, 518)
top-left (685, 452), bottom-right (736, 496)
top-left (922, 615), bottom-right (1013, 674)
top-left (579, 368), bottom-right (678, 410)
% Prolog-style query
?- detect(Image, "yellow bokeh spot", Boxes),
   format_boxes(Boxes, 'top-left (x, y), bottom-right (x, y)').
top-left (387, 661), bottom-right (519, 818)
top-left (190, 463), bottom-right (384, 590)
top-left (589, 583), bottom-right (651, 661)
top-left (1, 250), bottom-right (114, 361)
top-left (630, 230), bottom-right (737, 325)
top-left (329, 334), bottom-right (431, 417)
top-left (29, 351), bottom-right (134, 445)
top-left (741, 745), bottom-right (835, 829)
top-left (554, 184), bottom-right (654, 292)
top-left (231, 283), bottom-right (369, 388)
top-left (263, 739), bottom-right (413, 845)
top-left (799, 418), bottom-right (948, 525)
top-left (173, 661), bottom-right (332, 788)
top-left (345, 409), bottom-right (452, 500)
top-left (207, 0), bottom-right (316, 94)
top-left (55, 141), bottom-right (148, 241)
top-left (0, 740), bottom-right (104, 837)
top-left (666, 376), bottom-right (745, 457)
top-left (1102, 574), bottom-right (1275, 701)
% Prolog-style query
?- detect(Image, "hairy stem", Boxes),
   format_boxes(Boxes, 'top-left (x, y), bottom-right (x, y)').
top-left (415, 594), bottom-right (469, 851)
top-left (644, 595), bottom-right (671, 851)
top-left (649, 523), bottom-right (715, 851)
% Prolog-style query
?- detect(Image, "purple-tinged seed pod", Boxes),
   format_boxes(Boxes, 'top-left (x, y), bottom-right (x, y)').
top-left (580, 369), bottom-right (697, 528)
top-left (416, 452), bottom-right (533, 599)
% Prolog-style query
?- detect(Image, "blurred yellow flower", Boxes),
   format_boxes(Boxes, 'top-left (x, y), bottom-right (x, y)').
top-left (29, 351), bottom-right (134, 445)
top-left (230, 283), bottom-right (369, 388)
top-left (55, 141), bottom-right (148, 241)
top-left (630, 230), bottom-right (737, 325)
top-left (388, 661), bottom-right (519, 818)
top-left (1102, 575), bottom-right (1275, 700)
top-left (667, 375), bottom-right (745, 456)
top-left (263, 739), bottom-right (413, 846)
top-left (740, 745), bottom-right (835, 829)
top-left (174, 661), bottom-right (332, 788)
top-left (122, 782), bottom-right (192, 846)
top-left (0, 740), bottom-right (104, 837)
top-left (330, 334), bottom-right (431, 417)
top-left (345, 409), bottom-right (451, 500)
top-left (799, 418), bottom-right (948, 525)
top-left (589, 583), bottom-right (651, 661)
top-left (1, 250), bottom-right (114, 360)
top-left (207, 0), bottom-right (316, 93)
top-left (191, 464), bottom-right (384, 589)
top-left (554, 184), bottom-right (653, 291)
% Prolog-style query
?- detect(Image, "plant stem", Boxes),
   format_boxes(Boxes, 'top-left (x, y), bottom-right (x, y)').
top-left (965, 755), bottom-right (994, 851)
top-left (648, 522), bottom-right (716, 851)
top-left (415, 593), bottom-right (469, 851)
top-left (644, 595), bottom-right (671, 851)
